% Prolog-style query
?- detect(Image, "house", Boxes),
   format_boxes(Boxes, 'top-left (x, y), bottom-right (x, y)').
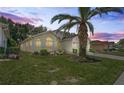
top-left (0, 23), bottom-right (8, 48)
top-left (61, 36), bottom-right (79, 54)
top-left (90, 40), bottom-right (115, 52)
top-left (20, 31), bottom-right (62, 53)
top-left (20, 31), bottom-right (90, 55)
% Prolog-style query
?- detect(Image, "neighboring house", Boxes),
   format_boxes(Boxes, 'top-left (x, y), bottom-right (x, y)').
top-left (20, 31), bottom-right (90, 55)
top-left (90, 40), bottom-right (115, 52)
top-left (108, 42), bottom-right (115, 50)
top-left (118, 39), bottom-right (124, 49)
top-left (0, 23), bottom-right (7, 48)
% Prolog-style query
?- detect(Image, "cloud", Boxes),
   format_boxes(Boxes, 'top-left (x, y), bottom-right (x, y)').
top-left (90, 31), bottom-right (124, 41)
top-left (0, 11), bottom-right (34, 24)
top-left (29, 12), bottom-right (38, 15)
top-left (8, 9), bottom-right (18, 13)
top-left (31, 18), bottom-right (43, 22)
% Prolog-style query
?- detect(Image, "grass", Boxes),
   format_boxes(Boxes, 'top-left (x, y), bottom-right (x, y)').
top-left (0, 52), bottom-right (124, 85)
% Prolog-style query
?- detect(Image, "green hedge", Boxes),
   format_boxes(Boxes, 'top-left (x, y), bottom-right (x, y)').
top-left (89, 49), bottom-right (96, 53)
top-left (40, 49), bottom-right (49, 56)
top-left (0, 54), bottom-right (6, 59)
top-left (33, 51), bottom-right (39, 55)
top-left (118, 49), bottom-right (124, 52)
top-left (0, 47), bottom-right (4, 54)
top-left (7, 47), bottom-right (20, 54)
top-left (7, 39), bottom-right (17, 47)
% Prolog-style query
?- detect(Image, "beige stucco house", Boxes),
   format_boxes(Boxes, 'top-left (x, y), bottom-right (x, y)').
top-left (61, 36), bottom-right (79, 55)
top-left (20, 31), bottom-right (90, 55)
top-left (20, 31), bottom-right (62, 53)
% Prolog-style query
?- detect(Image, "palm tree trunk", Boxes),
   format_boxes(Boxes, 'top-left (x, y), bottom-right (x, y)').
top-left (78, 22), bottom-right (88, 58)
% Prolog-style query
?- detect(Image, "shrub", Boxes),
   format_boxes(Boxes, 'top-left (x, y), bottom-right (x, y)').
top-left (7, 39), bottom-right (17, 47)
top-left (0, 54), bottom-right (6, 59)
top-left (118, 49), bottom-right (124, 52)
top-left (90, 49), bottom-right (96, 53)
top-left (33, 51), bottom-right (39, 55)
top-left (40, 49), bottom-right (49, 56)
top-left (0, 47), bottom-right (4, 54)
top-left (104, 49), bottom-right (108, 52)
top-left (7, 47), bottom-right (20, 54)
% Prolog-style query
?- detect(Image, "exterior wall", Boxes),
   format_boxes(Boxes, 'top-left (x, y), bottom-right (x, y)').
top-left (0, 27), bottom-right (6, 48)
top-left (72, 36), bottom-right (79, 55)
top-left (90, 41), bottom-right (109, 52)
top-left (20, 32), bottom-right (62, 52)
top-left (62, 36), bottom-right (90, 55)
top-left (21, 32), bottom-right (91, 55)
top-left (61, 39), bottom-right (73, 54)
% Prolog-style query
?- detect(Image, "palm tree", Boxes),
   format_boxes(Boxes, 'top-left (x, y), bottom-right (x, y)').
top-left (51, 7), bottom-right (123, 58)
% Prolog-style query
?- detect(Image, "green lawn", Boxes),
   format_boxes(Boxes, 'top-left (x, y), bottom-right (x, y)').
top-left (0, 52), bottom-right (124, 85)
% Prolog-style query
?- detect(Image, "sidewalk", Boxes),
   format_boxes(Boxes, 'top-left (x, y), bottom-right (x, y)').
top-left (87, 52), bottom-right (124, 61)
top-left (114, 72), bottom-right (124, 85)
top-left (0, 59), bottom-right (10, 61)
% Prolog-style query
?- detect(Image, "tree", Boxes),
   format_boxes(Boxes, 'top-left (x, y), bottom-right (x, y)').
top-left (0, 16), bottom-right (35, 44)
top-left (31, 25), bottom-right (48, 35)
top-left (118, 39), bottom-right (124, 47)
top-left (51, 7), bottom-right (123, 58)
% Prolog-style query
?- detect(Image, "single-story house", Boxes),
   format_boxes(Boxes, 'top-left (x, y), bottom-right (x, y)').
top-left (20, 31), bottom-right (90, 55)
top-left (90, 40), bottom-right (115, 52)
top-left (20, 31), bottom-right (62, 53)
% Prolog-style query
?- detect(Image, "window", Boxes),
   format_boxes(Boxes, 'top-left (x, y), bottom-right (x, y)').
top-left (46, 37), bottom-right (53, 48)
top-left (35, 39), bottom-right (41, 48)
top-left (26, 42), bottom-right (29, 48)
top-left (29, 40), bottom-right (32, 47)
top-left (21, 44), bottom-right (23, 49)
top-left (73, 49), bottom-right (78, 54)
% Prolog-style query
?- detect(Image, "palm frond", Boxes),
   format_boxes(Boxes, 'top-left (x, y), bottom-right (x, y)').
top-left (51, 14), bottom-right (80, 24)
top-left (57, 21), bottom-right (79, 32)
top-left (86, 21), bottom-right (94, 35)
top-left (78, 7), bottom-right (91, 20)
top-left (88, 7), bottom-right (123, 19)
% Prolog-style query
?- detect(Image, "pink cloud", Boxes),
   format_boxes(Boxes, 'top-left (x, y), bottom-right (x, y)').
top-left (0, 11), bottom-right (34, 24)
top-left (90, 31), bottom-right (124, 41)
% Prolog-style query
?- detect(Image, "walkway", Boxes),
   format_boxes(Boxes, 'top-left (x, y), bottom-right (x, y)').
top-left (87, 52), bottom-right (124, 61)
top-left (114, 72), bottom-right (124, 85)
top-left (0, 59), bottom-right (10, 61)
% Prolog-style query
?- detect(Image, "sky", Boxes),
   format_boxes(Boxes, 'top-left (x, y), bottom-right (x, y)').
top-left (0, 7), bottom-right (124, 42)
